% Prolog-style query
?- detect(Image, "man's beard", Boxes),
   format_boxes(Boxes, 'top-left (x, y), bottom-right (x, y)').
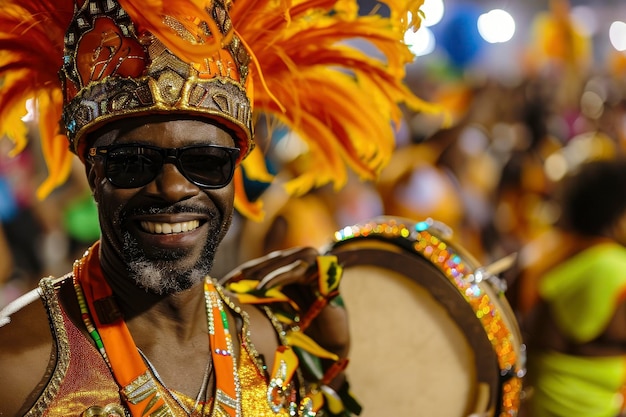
top-left (121, 216), bottom-right (223, 295)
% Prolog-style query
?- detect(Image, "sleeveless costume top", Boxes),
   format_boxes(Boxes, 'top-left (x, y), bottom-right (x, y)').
top-left (528, 243), bottom-right (626, 417)
top-left (24, 276), bottom-right (294, 417)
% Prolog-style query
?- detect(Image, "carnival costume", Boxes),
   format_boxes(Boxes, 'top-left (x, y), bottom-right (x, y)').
top-left (9, 241), bottom-right (351, 416)
top-left (528, 242), bottom-right (626, 417)
top-left (0, 0), bottom-right (433, 415)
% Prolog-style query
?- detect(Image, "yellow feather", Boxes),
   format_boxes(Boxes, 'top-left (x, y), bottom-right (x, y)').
top-left (2, 105), bottom-right (29, 157)
top-left (233, 167), bottom-right (265, 222)
top-left (231, 0), bottom-right (434, 207)
top-left (240, 147), bottom-right (275, 183)
top-left (35, 89), bottom-right (72, 200)
top-left (117, 0), bottom-right (224, 63)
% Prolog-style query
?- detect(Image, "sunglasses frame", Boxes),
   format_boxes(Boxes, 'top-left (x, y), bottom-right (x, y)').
top-left (88, 143), bottom-right (240, 189)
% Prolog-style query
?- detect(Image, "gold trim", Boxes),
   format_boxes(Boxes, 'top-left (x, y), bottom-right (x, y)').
top-left (64, 68), bottom-right (253, 158)
top-left (25, 275), bottom-right (73, 417)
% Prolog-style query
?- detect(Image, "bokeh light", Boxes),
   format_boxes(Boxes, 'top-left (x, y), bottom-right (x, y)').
top-left (609, 21), bottom-right (626, 51)
top-left (477, 9), bottom-right (516, 44)
top-left (20, 99), bottom-right (35, 122)
top-left (405, 26), bottom-right (436, 57)
top-left (421, 0), bottom-right (445, 27)
top-left (434, 3), bottom-right (484, 68)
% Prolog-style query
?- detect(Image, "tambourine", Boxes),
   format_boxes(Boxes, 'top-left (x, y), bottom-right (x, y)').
top-left (327, 216), bottom-right (525, 417)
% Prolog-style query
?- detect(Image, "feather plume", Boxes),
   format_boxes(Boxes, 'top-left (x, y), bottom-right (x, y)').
top-left (234, 147), bottom-right (274, 220)
top-left (233, 0), bottom-right (433, 218)
top-left (117, 0), bottom-right (227, 63)
top-left (0, 0), bottom-right (74, 198)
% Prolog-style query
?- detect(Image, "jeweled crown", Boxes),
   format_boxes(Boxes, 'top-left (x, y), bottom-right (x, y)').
top-left (60, 0), bottom-right (253, 161)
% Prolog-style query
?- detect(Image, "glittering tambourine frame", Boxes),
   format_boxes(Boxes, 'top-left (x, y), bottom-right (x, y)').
top-left (327, 216), bottom-right (525, 417)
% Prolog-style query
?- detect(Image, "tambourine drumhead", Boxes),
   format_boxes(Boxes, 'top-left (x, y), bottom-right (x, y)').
top-left (329, 218), bottom-right (524, 417)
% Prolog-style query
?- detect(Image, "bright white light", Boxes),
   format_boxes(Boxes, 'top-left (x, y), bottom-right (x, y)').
top-left (405, 26), bottom-right (436, 57)
top-left (420, 0), bottom-right (445, 27)
top-left (571, 5), bottom-right (598, 36)
top-left (609, 21), bottom-right (626, 51)
top-left (21, 99), bottom-right (35, 122)
top-left (477, 9), bottom-right (516, 44)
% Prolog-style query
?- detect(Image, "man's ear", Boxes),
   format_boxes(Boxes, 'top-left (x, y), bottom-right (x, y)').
top-left (85, 158), bottom-right (98, 195)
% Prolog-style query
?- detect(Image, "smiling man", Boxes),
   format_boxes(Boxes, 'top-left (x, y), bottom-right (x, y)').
top-left (0, 0), bottom-right (427, 416)
top-left (90, 117), bottom-right (238, 296)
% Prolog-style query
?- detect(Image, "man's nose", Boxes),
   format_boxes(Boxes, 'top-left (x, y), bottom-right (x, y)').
top-left (148, 161), bottom-right (200, 202)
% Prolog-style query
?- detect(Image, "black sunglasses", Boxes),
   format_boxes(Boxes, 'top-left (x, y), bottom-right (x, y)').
top-left (88, 143), bottom-right (240, 189)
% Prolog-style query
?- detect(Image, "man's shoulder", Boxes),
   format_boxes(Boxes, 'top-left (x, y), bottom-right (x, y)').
top-left (0, 277), bottom-right (64, 416)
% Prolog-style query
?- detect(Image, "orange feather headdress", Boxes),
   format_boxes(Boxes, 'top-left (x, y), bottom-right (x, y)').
top-left (0, 0), bottom-right (433, 220)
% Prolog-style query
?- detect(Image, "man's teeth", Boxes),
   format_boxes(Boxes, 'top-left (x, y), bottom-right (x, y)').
top-left (140, 220), bottom-right (200, 234)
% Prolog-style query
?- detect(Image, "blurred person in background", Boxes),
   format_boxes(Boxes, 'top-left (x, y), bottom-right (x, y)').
top-left (519, 158), bottom-right (626, 417)
top-left (0, 134), bottom-right (98, 307)
top-left (0, 138), bottom-right (49, 302)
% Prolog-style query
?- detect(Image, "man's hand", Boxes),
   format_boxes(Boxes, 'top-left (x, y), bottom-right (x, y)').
top-left (222, 246), bottom-right (350, 360)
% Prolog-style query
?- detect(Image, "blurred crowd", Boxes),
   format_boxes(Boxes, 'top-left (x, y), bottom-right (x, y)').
top-left (0, 130), bottom-right (99, 306)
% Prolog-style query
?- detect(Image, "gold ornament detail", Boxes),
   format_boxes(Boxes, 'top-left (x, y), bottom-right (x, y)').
top-left (81, 403), bottom-right (127, 417)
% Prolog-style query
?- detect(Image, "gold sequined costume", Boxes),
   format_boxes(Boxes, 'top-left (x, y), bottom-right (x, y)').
top-left (26, 275), bottom-right (293, 417)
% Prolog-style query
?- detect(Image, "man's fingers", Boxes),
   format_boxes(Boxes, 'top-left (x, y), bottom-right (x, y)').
top-left (222, 246), bottom-right (319, 283)
top-left (256, 259), bottom-right (310, 289)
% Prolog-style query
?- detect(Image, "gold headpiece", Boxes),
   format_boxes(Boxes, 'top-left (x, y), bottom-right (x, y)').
top-left (0, 0), bottom-right (434, 219)
top-left (62, 0), bottom-right (253, 163)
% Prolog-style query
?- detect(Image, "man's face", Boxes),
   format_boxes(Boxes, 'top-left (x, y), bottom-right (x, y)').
top-left (87, 116), bottom-right (237, 294)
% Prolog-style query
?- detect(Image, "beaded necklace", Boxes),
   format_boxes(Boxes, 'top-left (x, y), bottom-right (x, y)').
top-left (73, 242), bottom-right (242, 417)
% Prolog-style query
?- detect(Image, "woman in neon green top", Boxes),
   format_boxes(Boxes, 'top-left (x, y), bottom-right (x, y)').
top-left (523, 159), bottom-right (626, 417)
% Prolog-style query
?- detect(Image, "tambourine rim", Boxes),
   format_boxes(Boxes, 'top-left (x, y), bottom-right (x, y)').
top-left (328, 216), bottom-right (524, 417)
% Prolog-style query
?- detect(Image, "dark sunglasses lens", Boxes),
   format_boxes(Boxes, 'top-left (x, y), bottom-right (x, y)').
top-left (179, 147), bottom-right (236, 187)
top-left (106, 146), bottom-right (162, 187)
